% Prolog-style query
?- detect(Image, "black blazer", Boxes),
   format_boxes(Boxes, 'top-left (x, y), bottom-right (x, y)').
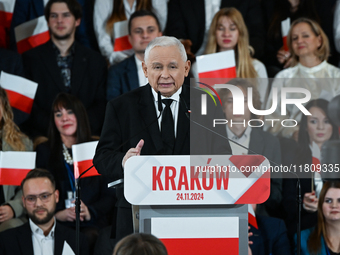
top-left (0, 221), bottom-right (89, 255)
top-left (22, 40), bottom-right (107, 137)
top-left (107, 55), bottom-right (139, 101)
top-left (94, 84), bottom-right (232, 238)
top-left (165, 0), bottom-right (265, 58)
top-left (248, 128), bottom-right (282, 217)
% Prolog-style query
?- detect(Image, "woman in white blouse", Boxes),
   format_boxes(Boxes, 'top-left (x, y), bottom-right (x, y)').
top-left (203, 7), bottom-right (268, 105)
top-left (266, 18), bottom-right (340, 138)
top-left (93, 0), bottom-right (167, 65)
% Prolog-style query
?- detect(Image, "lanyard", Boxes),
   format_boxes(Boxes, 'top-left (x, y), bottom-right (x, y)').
top-left (64, 161), bottom-right (75, 192)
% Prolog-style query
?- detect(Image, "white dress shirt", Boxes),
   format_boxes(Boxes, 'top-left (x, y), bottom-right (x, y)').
top-left (265, 61), bottom-right (340, 137)
top-left (151, 87), bottom-right (182, 137)
top-left (226, 125), bottom-right (252, 155)
top-left (30, 218), bottom-right (56, 255)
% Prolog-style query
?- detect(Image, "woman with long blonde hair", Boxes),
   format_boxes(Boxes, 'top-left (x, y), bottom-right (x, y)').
top-left (0, 88), bottom-right (32, 232)
top-left (93, 0), bottom-right (167, 65)
top-left (204, 7), bottom-right (268, 104)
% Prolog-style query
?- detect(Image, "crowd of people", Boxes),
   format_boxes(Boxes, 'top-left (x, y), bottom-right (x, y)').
top-left (1, 0), bottom-right (340, 254)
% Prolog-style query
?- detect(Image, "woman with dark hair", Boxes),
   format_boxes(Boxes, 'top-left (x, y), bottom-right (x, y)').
top-left (93, 0), bottom-right (167, 65)
top-left (113, 233), bottom-right (168, 255)
top-left (36, 93), bottom-right (115, 252)
top-left (282, 99), bottom-right (339, 241)
top-left (297, 181), bottom-right (340, 255)
top-left (0, 88), bottom-right (32, 232)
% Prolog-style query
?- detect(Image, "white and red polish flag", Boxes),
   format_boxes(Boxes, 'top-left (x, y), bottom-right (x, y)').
top-left (0, 0), bottom-right (15, 48)
top-left (113, 20), bottom-right (132, 52)
top-left (0, 151), bottom-right (36, 186)
top-left (152, 217), bottom-right (239, 255)
top-left (72, 141), bottom-right (100, 179)
top-left (196, 50), bottom-right (236, 87)
top-left (281, 17), bottom-right (291, 51)
top-left (0, 71), bottom-right (38, 114)
top-left (248, 204), bottom-right (258, 229)
top-left (14, 15), bottom-right (50, 54)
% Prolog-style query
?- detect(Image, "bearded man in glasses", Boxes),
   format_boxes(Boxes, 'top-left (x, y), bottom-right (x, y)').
top-left (0, 168), bottom-right (89, 255)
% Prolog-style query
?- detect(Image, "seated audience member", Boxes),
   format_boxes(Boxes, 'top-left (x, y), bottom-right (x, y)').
top-left (219, 78), bottom-right (282, 217)
top-left (203, 7), bottom-right (268, 105)
top-left (113, 233), bottom-right (168, 255)
top-left (35, 93), bottom-right (115, 253)
top-left (0, 168), bottom-right (89, 255)
top-left (265, 18), bottom-right (340, 138)
top-left (0, 88), bottom-right (32, 232)
top-left (334, 0), bottom-right (340, 67)
top-left (296, 181), bottom-right (340, 255)
top-left (9, 0), bottom-right (91, 51)
top-left (248, 204), bottom-right (292, 255)
top-left (261, 0), bottom-right (320, 74)
top-left (93, 0), bottom-right (167, 65)
top-left (107, 9), bottom-right (162, 101)
top-left (22, 0), bottom-right (107, 138)
top-left (165, 0), bottom-right (265, 59)
top-left (283, 99), bottom-right (339, 240)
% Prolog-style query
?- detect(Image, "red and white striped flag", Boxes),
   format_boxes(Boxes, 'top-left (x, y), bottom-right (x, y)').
top-left (281, 17), bottom-right (291, 52)
top-left (196, 50), bottom-right (237, 87)
top-left (113, 20), bottom-right (132, 52)
top-left (248, 204), bottom-right (258, 229)
top-left (72, 141), bottom-right (100, 179)
top-left (152, 217), bottom-right (239, 255)
top-left (0, 71), bottom-right (38, 114)
top-left (0, 0), bottom-right (15, 48)
top-left (0, 151), bottom-right (36, 186)
top-left (14, 15), bottom-right (50, 54)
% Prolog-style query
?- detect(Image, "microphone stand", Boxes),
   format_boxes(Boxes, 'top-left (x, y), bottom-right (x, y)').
top-left (296, 179), bottom-right (302, 255)
top-left (75, 165), bottom-right (95, 255)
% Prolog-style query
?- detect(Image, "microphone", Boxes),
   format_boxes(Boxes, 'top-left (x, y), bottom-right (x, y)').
top-left (158, 91), bottom-right (163, 113)
top-left (180, 90), bottom-right (303, 255)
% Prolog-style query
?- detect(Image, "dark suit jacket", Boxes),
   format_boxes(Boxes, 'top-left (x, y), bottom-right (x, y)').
top-left (250, 215), bottom-right (292, 255)
top-left (94, 84), bottom-right (231, 239)
top-left (107, 55), bottom-right (139, 101)
top-left (36, 142), bottom-right (116, 229)
top-left (22, 40), bottom-right (107, 137)
top-left (248, 128), bottom-right (282, 218)
top-left (165, 0), bottom-right (265, 58)
top-left (9, 0), bottom-right (91, 51)
top-left (0, 221), bottom-right (89, 255)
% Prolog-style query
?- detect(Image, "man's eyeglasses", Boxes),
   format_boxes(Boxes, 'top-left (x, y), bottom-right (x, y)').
top-left (24, 192), bottom-right (54, 204)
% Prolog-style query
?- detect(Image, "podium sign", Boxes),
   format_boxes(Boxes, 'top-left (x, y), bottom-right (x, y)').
top-left (124, 155), bottom-right (270, 205)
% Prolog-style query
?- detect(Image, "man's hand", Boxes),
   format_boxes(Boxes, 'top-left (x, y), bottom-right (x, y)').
top-left (0, 205), bottom-right (14, 222)
top-left (55, 208), bottom-right (76, 222)
top-left (303, 191), bottom-right (318, 212)
top-left (122, 139), bottom-right (144, 168)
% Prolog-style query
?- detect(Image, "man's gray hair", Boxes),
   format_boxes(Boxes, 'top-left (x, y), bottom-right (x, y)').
top-left (144, 36), bottom-right (187, 63)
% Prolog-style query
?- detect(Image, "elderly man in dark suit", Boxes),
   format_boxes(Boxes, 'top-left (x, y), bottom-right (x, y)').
top-left (21, 0), bottom-right (106, 138)
top-left (94, 36), bottom-right (232, 242)
top-left (0, 168), bottom-right (89, 255)
top-left (106, 10), bottom-right (162, 101)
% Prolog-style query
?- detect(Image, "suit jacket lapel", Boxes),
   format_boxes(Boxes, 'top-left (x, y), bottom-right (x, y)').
top-left (126, 56), bottom-right (139, 91)
top-left (71, 42), bottom-right (87, 95)
top-left (138, 85), bottom-right (163, 153)
top-left (248, 128), bottom-right (264, 155)
top-left (54, 223), bottom-right (64, 255)
top-left (40, 41), bottom-right (65, 92)
top-left (17, 223), bottom-right (34, 255)
top-left (174, 85), bottom-right (190, 154)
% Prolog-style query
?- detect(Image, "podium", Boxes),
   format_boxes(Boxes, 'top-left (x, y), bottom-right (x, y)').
top-left (124, 155), bottom-right (270, 255)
